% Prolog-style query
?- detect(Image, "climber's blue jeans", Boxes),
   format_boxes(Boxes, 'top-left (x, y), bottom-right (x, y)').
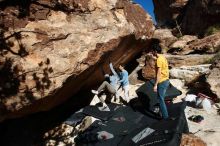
top-left (157, 79), bottom-right (170, 119)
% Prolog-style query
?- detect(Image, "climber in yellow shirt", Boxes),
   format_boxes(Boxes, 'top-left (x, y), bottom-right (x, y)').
top-left (151, 39), bottom-right (170, 119)
top-left (156, 54), bottom-right (169, 83)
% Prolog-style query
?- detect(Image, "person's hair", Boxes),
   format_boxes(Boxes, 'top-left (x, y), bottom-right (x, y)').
top-left (151, 38), bottom-right (162, 53)
top-left (118, 64), bottom-right (124, 69)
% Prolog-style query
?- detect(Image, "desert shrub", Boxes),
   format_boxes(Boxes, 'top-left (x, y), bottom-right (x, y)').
top-left (205, 24), bottom-right (220, 36)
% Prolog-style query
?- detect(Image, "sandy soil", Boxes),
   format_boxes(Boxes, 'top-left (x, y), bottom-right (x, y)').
top-left (170, 80), bottom-right (220, 146)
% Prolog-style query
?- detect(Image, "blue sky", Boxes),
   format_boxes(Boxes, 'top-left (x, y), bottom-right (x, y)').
top-left (133, 0), bottom-right (156, 23)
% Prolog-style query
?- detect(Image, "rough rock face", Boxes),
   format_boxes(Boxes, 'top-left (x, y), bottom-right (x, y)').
top-left (43, 116), bottom-right (92, 145)
top-left (180, 134), bottom-right (207, 146)
top-left (153, 0), bottom-right (189, 27)
top-left (153, 0), bottom-right (220, 35)
top-left (128, 53), bottom-right (157, 85)
top-left (166, 54), bottom-right (215, 68)
top-left (153, 29), bottom-right (177, 48)
top-left (186, 32), bottom-right (220, 54)
top-left (167, 33), bottom-right (220, 55)
top-left (169, 35), bottom-right (197, 52)
top-left (206, 59), bottom-right (220, 98)
top-left (169, 64), bottom-right (211, 83)
top-left (181, 0), bottom-right (220, 35)
top-left (0, 0), bottom-right (155, 122)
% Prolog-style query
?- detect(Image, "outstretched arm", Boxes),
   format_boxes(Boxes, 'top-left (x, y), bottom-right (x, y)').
top-left (109, 63), bottom-right (119, 78)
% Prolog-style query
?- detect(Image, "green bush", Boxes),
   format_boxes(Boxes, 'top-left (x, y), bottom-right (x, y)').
top-left (205, 24), bottom-right (220, 36)
top-left (175, 33), bottom-right (182, 38)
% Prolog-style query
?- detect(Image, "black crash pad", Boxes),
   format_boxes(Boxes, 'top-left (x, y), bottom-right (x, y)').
top-left (64, 104), bottom-right (121, 126)
top-left (75, 106), bottom-right (159, 146)
top-left (136, 79), bottom-right (182, 109)
top-left (119, 102), bottom-right (188, 146)
top-left (64, 110), bottom-right (86, 126)
top-left (82, 103), bottom-right (121, 121)
top-left (75, 102), bottom-right (188, 146)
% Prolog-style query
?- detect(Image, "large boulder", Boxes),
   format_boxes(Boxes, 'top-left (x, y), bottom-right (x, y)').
top-left (136, 53), bottom-right (156, 81)
top-left (170, 64), bottom-right (211, 83)
top-left (0, 0), bottom-right (155, 122)
top-left (181, 0), bottom-right (220, 35)
top-left (169, 35), bottom-right (198, 53)
top-left (153, 29), bottom-right (177, 48)
top-left (186, 32), bottom-right (220, 54)
top-left (153, 0), bottom-right (189, 27)
top-left (43, 116), bottom-right (93, 145)
top-left (128, 53), bottom-right (156, 85)
top-left (168, 33), bottom-right (220, 54)
top-left (166, 54), bottom-right (215, 68)
top-left (153, 0), bottom-right (220, 35)
top-left (206, 59), bottom-right (220, 98)
top-left (180, 134), bottom-right (207, 146)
